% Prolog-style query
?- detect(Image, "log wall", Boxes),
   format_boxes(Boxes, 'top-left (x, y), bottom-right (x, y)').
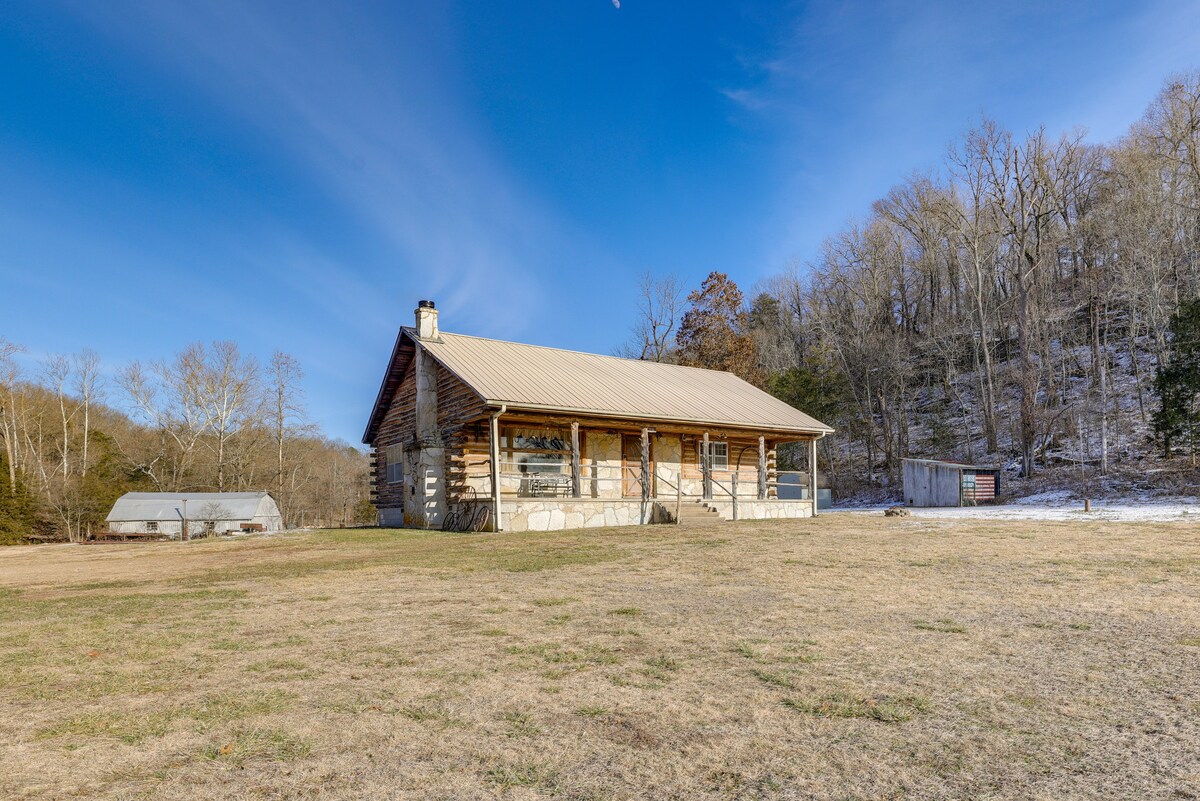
top-left (372, 346), bottom-right (490, 523)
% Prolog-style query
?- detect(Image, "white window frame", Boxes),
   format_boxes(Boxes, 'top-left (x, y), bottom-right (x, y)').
top-left (385, 444), bottom-right (405, 484)
top-left (501, 427), bottom-right (571, 476)
top-left (700, 441), bottom-right (729, 472)
top-left (707, 441), bottom-right (729, 470)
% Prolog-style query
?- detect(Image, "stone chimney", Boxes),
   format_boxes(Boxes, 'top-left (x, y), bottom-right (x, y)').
top-left (411, 299), bottom-right (445, 529)
top-left (415, 300), bottom-right (439, 339)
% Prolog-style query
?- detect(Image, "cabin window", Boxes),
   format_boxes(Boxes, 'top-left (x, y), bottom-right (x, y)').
top-left (146, 521), bottom-right (158, 532)
top-left (501, 427), bottom-right (570, 475)
top-left (385, 444), bottom-right (404, 484)
top-left (706, 441), bottom-right (729, 470)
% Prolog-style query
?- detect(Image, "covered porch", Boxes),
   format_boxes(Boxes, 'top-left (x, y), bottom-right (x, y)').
top-left (450, 412), bottom-right (822, 532)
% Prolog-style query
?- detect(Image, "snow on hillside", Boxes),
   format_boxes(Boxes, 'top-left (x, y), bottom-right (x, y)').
top-left (835, 333), bottom-right (1200, 504)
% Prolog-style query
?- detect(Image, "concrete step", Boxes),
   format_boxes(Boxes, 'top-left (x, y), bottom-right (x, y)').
top-left (672, 501), bottom-right (724, 525)
top-left (676, 515), bottom-right (720, 527)
top-left (676, 509), bottom-right (721, 519)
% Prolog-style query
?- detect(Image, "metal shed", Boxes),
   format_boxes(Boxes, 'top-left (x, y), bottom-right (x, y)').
top-left (902, 459), bottom-right (999, 507)
top-left (105, 492), bottom-right (284, 538)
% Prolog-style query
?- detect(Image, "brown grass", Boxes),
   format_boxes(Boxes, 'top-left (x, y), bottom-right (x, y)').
top-left (1, 515), bottom-right (1198, 799)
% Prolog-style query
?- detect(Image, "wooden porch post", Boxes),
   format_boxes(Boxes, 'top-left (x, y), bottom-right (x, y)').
top-left (702, 432), bottom-right (712, 500)
top-left (809, 437), bottom-right (819, 517)
top-left (675, 435), bottom-right (683, 524)
top-left (640, 427), bottom-right (651, 522)
top-left (489, 409), bottom-right (504, 531)
top-left (570, 422), bottom-right (581, 498)
top-left (757, 436), bottom-right (767, 500)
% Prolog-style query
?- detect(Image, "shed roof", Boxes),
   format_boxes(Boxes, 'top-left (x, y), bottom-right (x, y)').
top-left (902, 458), bottom-right (998, 472)
top-left (106, 492), bottom-right (277, 522)
top-left (363, 328), bottom-right (833, 442)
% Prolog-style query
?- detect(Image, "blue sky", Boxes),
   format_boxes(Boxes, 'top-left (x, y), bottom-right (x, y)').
top-left (2, 0), bottom-right (1198, 444)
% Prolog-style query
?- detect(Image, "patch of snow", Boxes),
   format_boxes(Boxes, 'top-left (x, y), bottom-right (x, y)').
top-left (834, 497), bottom-right (1198, 522)
top-left (1011, 490), bottom-right (1077, 506)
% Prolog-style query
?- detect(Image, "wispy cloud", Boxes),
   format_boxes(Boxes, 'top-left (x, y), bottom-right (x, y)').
top-left (11, 0), bottom-right (624, 442)
top-left (58, 0), bottom-right (591, 338)
top-left (719, 87), bottom-right (768, 112)
top-left (716, 0), bottom-right (1200, 271)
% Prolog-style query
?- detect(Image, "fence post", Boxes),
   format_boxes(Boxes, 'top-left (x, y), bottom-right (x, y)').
top-left (732, 472), bottom-right (738, 521)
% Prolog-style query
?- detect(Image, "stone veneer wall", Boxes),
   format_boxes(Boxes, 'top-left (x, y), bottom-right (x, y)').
top-left (493, 498), bottom-right (811, 531)
top-left (699, 499), bottom-right (813, 520)
top-left (654, 436), bottom-right (684, 496)
top-left (379, 507), bottom-right (405, 527)
top-left (582, 431), bottom-right (622, 499)
top-left (501, 499), bottom-right (655, 531)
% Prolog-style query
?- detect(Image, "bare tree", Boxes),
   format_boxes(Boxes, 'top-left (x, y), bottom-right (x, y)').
top-left (0, 338), bottom-right (23, 495)
top-left (194, 501), bottom-right (233, 537)
top-left (618, 272), bottom-right (683, 361)
top-left (946, 138), bottom-right (1003, 453)
top-left (973, 121), bottom-right (1077, 477)
top-left (41, 355), bottom-right (76, 481)
top-left (72, 350), bottom-right (103, 479)
top-left (119, 345), bottom-right (209, 490)
top-left (268, 350), bottom-right (307, 518)
top-left (200, 341), bottom-right (261, 492)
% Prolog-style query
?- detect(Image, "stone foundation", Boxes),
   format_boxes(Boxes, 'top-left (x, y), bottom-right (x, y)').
top-left (494, 498), bottom-right (812, 531)
top-left (381, 497), bottom-right (814, 531)
top-left (500, 499), bottom-right (657, 532)
top-left (378, 507), bottom-right (405, 527)
top-left (698, 499), bottom-right (814, 521)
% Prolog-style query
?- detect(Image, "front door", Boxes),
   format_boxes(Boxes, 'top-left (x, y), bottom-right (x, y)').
top-left (621, 434), bottom-right (653, 497)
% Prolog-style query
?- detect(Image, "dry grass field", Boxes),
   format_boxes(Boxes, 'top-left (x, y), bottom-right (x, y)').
top-left (1, 514), bottom-right (1198, 800)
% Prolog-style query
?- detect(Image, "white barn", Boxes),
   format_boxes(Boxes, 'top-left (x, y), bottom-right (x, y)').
top-left (105, 492), bottom-right (284, 538)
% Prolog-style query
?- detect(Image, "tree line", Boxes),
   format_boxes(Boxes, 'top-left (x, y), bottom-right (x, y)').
top-left (621, 71), bottom-right (1200, 497)
top-left (0, 338), bottom-right (371, 544)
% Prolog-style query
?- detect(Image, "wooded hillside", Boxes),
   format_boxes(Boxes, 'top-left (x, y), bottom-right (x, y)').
top-left (0, 339), bottom-right (371, 544)
top-left (626, 71), bottom-right (1200, 500)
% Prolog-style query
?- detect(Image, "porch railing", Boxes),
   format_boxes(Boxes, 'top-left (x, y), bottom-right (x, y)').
top-left (462, 460), bottom-right (817, 513)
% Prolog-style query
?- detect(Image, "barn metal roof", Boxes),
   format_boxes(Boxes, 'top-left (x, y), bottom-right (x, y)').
top-left (363, 327), bottom-right (832, 442)
top-left (106, 492), bottom-right (278, 522)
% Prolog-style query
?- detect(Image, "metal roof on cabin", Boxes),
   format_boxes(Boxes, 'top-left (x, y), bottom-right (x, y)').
top-left (106, 492), bottom-right (277, 522)
top-left (410, 329), bottom-right (833, 435)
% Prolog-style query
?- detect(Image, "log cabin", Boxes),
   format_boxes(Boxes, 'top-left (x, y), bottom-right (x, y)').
top-left (362, 301), bottom-right (833, 531)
